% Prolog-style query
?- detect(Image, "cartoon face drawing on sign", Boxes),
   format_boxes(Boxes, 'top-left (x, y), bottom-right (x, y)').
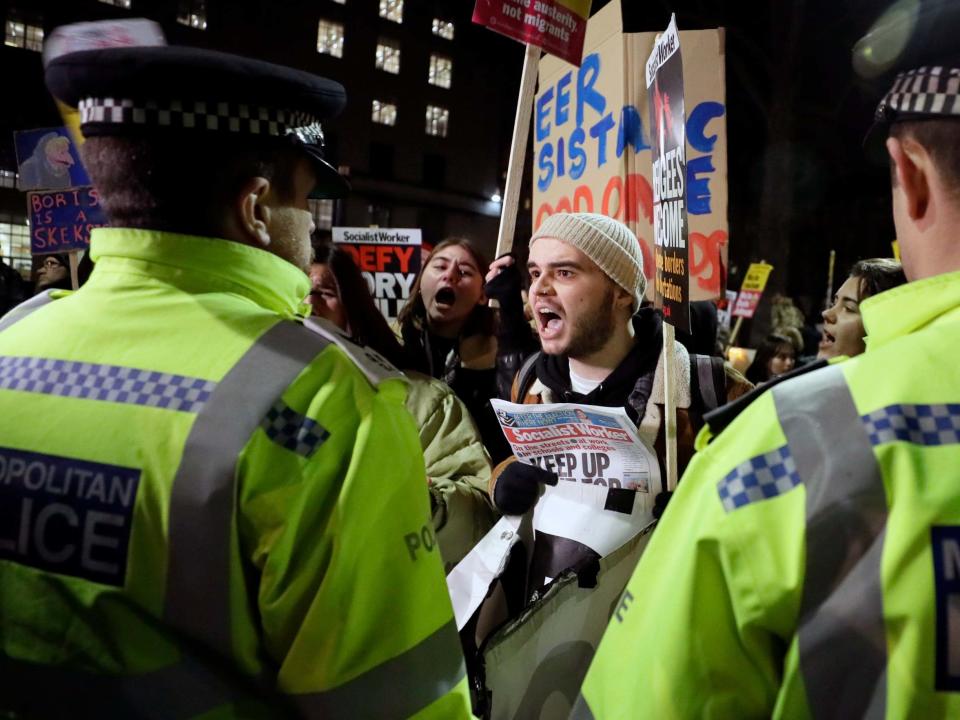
top-left (19, 133), bottom-right (76, 190)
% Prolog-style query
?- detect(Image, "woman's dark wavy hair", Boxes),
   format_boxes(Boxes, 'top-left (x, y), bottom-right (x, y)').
top-left (848, 258), bottom-right (906, 300)
top-left (312, 243), bottom-right (407, 368)
top-left (396, 237), bottom-right (495, 338)
top-left (745, 333), bottom-right (795, 385)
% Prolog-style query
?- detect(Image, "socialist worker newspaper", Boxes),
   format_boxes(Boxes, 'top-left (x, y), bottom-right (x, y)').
top-left (448, 400), bottom-right (661, 628)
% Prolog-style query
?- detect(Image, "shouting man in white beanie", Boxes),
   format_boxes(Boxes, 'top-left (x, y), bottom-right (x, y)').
top-left (484, 212), bottom-right (752, 516)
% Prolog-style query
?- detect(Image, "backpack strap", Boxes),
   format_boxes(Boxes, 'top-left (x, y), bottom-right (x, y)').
top-left (513, 351), bottom-right (541, 402)
top-left (689, 353), bottom-right (726, 414)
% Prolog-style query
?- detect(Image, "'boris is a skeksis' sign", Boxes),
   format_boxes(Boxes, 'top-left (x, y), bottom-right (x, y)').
top-left (28, 187), bottom-right (108, 255)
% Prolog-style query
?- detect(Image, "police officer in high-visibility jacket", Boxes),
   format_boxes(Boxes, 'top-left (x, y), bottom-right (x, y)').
top-left (575, 4), bottom-right (960, 718)
top-left (0, 46), bottom-right (470, 718)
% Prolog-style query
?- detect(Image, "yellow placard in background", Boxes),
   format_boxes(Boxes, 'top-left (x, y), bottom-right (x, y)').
top-left (740, 262), bottom-right (773, 292)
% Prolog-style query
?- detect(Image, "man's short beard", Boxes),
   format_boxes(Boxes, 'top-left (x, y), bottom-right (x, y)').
top-left (561, 284), bottom-right (618, 359)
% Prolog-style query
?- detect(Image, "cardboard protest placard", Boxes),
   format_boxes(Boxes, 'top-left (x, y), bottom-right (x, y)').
top-left (332, 227), bottom-right (422, 321)
top-left (472, 0), bottom-right (592, 66)
top-left (533, 0), bottom-right (728, 302)
top-left (27, 187), bottom-right (107, 255)
top-left (731, 261), bottom-right (774, 319)
top-left (480, 523), bottom-right (654, 719)
top-left (15, 128), bottom-right (91, 191)
top-left (717, 288), bottom-right (738, 332)
top-left (647, 15), bottom-right (690, 331)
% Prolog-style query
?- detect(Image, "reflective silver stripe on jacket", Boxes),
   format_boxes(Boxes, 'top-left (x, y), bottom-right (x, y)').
top-left (292, 619), bottom-right (466, 719)
top-left (772, 364), bottom-right (889, 719)
top-left (0, 289), bottom-right (57, 333)
top-left (164, 320), bottom-right (331, 662)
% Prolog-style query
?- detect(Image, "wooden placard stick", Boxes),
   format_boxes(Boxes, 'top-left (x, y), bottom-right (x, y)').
top-left (68, 251), bottom-right (80, 290)
top-left (495, 43), bottom-right (541, 259)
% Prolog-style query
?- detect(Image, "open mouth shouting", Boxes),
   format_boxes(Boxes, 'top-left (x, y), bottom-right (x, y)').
top-left (433, 286), bottom-right (457, 309)
top-left (536, 303), bottom-right (564, 340)
top-left (819, 328), bottom-right (835, 353)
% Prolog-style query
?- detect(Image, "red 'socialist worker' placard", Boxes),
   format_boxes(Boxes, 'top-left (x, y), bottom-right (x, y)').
top-left (472, 0), bottom-right (592, 67)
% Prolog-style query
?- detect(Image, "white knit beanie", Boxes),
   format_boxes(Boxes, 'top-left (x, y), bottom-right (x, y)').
top-left (530, 213), bottom-right (646, 310)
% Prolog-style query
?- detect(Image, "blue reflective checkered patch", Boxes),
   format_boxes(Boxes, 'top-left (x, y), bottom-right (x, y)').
top-left (260, 401), bottom-right (329, 458)
top-left (717, 445), bottom-right (802, 513)
top-left (0, 356), bottom-right (216, 413)
top-left (862, 404), bottom-right (960, 447)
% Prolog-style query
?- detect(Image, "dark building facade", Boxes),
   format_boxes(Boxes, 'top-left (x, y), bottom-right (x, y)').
top-left (0, 0), bottom-right (529, 277)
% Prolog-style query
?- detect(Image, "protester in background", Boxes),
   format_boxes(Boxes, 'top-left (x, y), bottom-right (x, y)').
top-left (576, 4), bottom-right (960, 715)
top-left (776, 325), bottom-right (804, 356)
top-left (33, 253), bottom-right (71, 292)
top-left (745, 333), bottom-right (796, 385)
top-left (0, 257), bottom-right (25, 315)
top-left (310, 244), bottom-right (497, 569)
top-left (675, 300), bottom-right (721, 357)
top-left (308, 248), bottom-right (405, 362)
top-left (0, 45), bottom-right (469, 718)
top-left (818, 257), bottom-right (906, 360)
top-left (398, 237), bottom-right (512, 463)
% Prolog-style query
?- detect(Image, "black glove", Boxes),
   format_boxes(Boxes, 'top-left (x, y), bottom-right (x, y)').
top-left (483, 255), bottom-right (531, 347)
top-left (484, 255), bottom-right (525, 317)
top-left (493, 461), bottom-right (559, 515)
top-left (652, 490), bottom-right (673, 520)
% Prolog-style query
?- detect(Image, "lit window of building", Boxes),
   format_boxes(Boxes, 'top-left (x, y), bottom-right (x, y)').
top-left (432, 18), bottom-right (454, 40)
top-left (308, 199), bottom-right (334, 231)
top-left (99, 0), bottom-right (132, 7)
top-left (176, 0), bottom-right (207, 30)
top-left (0, 170), bottom-right (18, 189)
top-left (0, 214), bottom-right (33, 278)
top-left (428, 54), bottom-right (452, 89)
top-left (425, 105), bottom-right (449, 138)
top-left (375, 38), bottom-right (400, 74)
top-left (372, 100), bottom-right (397, 126)
top-left (5, 20), bottom-right (44, 52)
top-left (317, 19), bottom-right (344, 58)
top-left (379, 0), bottom-right (403, 24)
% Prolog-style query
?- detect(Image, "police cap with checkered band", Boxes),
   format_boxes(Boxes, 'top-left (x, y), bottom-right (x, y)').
top-left (44, 45), bottom-right (349, 198)
top-left (856, 0), bottom-right (960, 159)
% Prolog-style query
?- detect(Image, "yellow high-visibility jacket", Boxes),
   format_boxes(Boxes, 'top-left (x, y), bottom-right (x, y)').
top-left (0, 228), bottom-right (471, 719)
top-left (576, 270), bottom-right (960, 719)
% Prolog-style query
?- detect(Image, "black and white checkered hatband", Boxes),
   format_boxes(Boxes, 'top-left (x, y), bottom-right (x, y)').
top-left (77, 97), bottom-right (325, 145)
top-left (876, 66), bottom-right (960, 121)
